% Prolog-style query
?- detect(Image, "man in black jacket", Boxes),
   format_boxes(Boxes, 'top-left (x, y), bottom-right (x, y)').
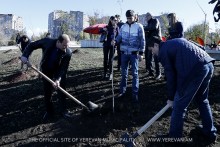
top-left (20, 34), bottom-right (72, 119)
top-left (144, 12), bottom-right (162, 80)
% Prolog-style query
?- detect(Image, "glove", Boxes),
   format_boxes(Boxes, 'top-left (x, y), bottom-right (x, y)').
top-left (20, 56), bottom-right (28, 64)
top-left (53, 80), bottom-right (60, 89)
top-left (167, 100), bottom-right (173, 107)
top-left (138, 55), bottom-right (144, 61)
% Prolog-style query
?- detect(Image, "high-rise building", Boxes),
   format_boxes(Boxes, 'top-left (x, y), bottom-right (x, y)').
top-left (48, 10), bottom-right (89, 39)
top-left (0, 14), bottom-right (23, 36)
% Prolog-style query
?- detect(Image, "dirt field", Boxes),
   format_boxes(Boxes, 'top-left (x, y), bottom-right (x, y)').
top-left (0, 48), bottom-right (219, 147)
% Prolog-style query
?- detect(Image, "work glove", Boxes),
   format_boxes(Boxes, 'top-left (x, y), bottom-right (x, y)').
top-left (111, 40), bottom-right (116, 46)
top-left (53, 80), bottom-right (60, 90)
top-left (138, 55), bottom-right (144, 61)
top-left (167, 99), bottom-right (173, 108)
top-left (20, 56), bottom-right (28, 64)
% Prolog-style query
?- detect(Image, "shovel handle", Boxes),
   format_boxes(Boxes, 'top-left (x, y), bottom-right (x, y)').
top-left (137, 104), bottom-right (171, 135)
top-left (30, 65), bottom-right (89, 110)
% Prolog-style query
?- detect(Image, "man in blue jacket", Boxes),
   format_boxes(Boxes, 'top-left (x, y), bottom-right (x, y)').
top-left (20, 34), bottom-right (73, 120)
top-left (150, 37), bottom-right (217, 143)
top-left (112, 10), bottom-right (145, 104)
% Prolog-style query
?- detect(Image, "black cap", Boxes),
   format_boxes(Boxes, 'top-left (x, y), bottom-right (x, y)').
top-left (126, 10), bottom-right (135, 17)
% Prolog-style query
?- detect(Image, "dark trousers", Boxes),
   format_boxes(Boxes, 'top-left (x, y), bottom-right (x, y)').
top-left (42, 71), bottom-right (67, 114)
top-left (145, 48), bottom-right (161, 76)
top-left (103, 46), bottom-right (115, 74)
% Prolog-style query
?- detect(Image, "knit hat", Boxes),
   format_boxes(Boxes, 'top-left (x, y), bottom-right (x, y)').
top-left (126, 10), bottom-right (135, 17)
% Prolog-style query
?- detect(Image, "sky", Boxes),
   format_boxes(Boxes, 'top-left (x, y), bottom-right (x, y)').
top-left (1, 0), bottom-right (219, 37)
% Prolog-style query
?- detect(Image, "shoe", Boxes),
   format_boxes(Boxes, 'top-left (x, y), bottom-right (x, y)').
top-left (195, 125), bottom-right (217, 144)
top-left (155, 74), bottom-right (162, 80)
top-left (109, 74), bottom-right (113, 81)
top-left (62, 110), bottom-right (73, 119)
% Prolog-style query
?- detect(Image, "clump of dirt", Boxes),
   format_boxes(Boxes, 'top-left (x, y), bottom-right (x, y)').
top-left (3, 49), bottom-right (12, 54)
top-left (72, 49), bottom-right (83, 54)
top-left (8, 69), bottom-right (38, 83)
top-left (2, 57), bottom-right (20, 65)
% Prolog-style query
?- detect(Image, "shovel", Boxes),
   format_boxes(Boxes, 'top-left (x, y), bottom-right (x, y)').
top-left (28, 64), bottom-right (99, 112)
top-left (120, 103), bottom-right (171, 147)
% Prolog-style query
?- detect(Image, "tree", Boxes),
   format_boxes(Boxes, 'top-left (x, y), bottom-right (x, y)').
top-left (184, 21), bottom-right (209, 43)
top-left (87, 11), bottom-right (109, 40)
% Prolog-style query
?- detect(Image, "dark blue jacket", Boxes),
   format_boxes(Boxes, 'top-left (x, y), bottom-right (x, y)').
top-left (22, 38), bottom-right (72, 81)
top-left (159, 38), bottom-right (215, 100)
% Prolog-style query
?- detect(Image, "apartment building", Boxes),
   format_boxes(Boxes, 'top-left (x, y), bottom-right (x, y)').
top-left (0, 14), bottom-right (23, 37)
top-left (48, 10), bottom-right (89, 39)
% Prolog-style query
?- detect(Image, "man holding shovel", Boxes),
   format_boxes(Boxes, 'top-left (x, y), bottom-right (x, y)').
top-left (150, 37), bottom-right (217, 144)
top-left (20, 34), bottom-right (73, 120)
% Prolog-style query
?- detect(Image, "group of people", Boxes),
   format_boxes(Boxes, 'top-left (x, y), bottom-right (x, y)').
top-left (98, 9), bottom-right (216, 144)
top-left (18, 9), bottom-right (217, 145)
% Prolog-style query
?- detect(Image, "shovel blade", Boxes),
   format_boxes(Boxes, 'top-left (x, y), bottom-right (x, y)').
top-left (87, 101), bottom-right (99, 111)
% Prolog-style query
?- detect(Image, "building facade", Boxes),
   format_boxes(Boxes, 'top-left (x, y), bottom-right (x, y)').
top-left (0, 14), bottom-right (23, 37)
top-left (48, 10), bottom-right (89, 39)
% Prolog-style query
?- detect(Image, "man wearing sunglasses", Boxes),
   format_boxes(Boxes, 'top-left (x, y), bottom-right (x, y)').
top-left (112, 10), bottom-right (145, 106)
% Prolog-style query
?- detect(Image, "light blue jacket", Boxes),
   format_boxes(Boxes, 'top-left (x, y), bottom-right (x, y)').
top-left (116, 22), bottom-right (145, 54)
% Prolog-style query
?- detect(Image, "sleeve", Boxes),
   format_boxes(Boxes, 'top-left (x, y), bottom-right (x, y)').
top-left (160, 45), bottom-right (177, 100)
top-left (54, 50), bottom-right (72, 81)
top-left (138, 24), bottom-right (145, 54)
top-left (22, 38), bottom-right (45, 59)
top-left (115, 26), bottom-right (123, 44)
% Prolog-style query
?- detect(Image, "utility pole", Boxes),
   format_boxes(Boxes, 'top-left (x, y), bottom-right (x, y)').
top-left (117, 0), bottom-right (123, 17)
top-left (196, 0), bottom-right (207, 45)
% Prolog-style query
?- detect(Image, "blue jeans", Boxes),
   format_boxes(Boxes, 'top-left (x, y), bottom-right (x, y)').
top-left (169, 62), bottom-right (217, 138)
top-left (120, 53), bottom-right (139, 96)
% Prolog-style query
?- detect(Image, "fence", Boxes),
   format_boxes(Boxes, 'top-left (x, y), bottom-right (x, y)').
top-left (80, 40), bottom-right (103, 48)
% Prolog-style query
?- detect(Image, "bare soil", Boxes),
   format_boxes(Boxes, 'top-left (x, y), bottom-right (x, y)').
top-left (0, 48), bottom-right (219, 147)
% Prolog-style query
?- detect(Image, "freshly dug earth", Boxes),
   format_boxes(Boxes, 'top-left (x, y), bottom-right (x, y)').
top-left (0, 48), bottom-right (219, 147)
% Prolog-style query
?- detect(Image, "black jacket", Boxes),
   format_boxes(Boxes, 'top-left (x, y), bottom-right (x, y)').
top-left (22, 38), bottom-right (72, 80)
top-left (100, 25), bottom-right (119, 47)
top-left (17, 35), bottom-right (31, 52)
top-left (144, 18), bottom-right (161, 45)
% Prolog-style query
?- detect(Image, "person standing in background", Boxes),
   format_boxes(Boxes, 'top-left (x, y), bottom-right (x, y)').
top-left (17, 35), bottom-right (31, 70)
top-left (115, 14), bottom-right (124, 71)
top-left (100, 16), bottom-right (119, 80)
top-left (144, 12), bottom-right (162, 80)
top-left (167, 13), bottom-right (184, 40)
